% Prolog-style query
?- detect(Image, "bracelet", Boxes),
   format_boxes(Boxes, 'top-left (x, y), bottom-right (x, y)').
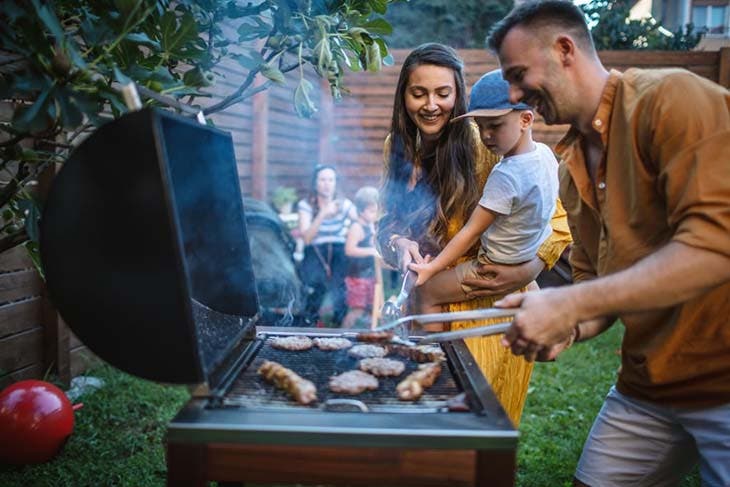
top-left (387, 234), bottom-right (403, 254)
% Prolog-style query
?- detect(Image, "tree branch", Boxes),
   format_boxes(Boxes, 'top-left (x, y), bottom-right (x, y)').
top-left (202, 68), bottom-right (259, 115)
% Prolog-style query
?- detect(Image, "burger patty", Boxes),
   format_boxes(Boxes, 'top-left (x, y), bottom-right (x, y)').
top-left (313, 337), bottom-right (353, 350)
top-left (359, 357), bottom-right (405, 377)
top-left (348, 344), bottom-right (388, 359)
top-left (329, 370), bottom-right (379, 394)
top-left (268, 335), bottom-right (313, 351)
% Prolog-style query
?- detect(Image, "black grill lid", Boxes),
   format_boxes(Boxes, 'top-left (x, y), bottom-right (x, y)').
top-left (40, 108), bottom-right (259, 385)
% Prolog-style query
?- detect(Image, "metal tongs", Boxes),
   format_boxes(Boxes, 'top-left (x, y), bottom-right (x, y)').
top-left (374, 308), bottom-right (516, 345)
top-left (379, 270), bottom-right (418, 325)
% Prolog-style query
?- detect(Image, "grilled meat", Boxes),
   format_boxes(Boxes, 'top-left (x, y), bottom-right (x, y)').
top-left (258, 360), bottom-right (317, 405)
top-left (329, 370), bottom-right (379, 394)
top-left (396, 362), bottom-right (442, 401)
top-left (389, 344), bottom-right (445, 363)
top-left (348, 344), bottom-right (387, 359)
top-left (313, 337), bottom-right (353, 350)
top-left (359, 357), bottom-right (405, 377)
top-left (356, 330), bottom-right (394, 343)
top-left (268, 335), bottom-right (313, 351)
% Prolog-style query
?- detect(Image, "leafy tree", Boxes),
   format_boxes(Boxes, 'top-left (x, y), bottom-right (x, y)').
top-left (384, 0), bottom-right (512, 48)
top-left (0, 0), bottom-right (401, 261)
top-left (582, 0), bottom-right (704, 50)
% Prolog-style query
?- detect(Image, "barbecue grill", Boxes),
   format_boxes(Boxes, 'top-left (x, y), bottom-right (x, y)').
top-left (39, 108), bottom-right (518, 486)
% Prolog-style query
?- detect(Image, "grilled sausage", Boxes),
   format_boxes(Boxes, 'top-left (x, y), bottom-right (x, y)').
top-left (396, 362), bottom-right (442, 401)
top-left (258, 360), bottom-right (317, 405)
top-left (389, 344), bottom-right (445, 363)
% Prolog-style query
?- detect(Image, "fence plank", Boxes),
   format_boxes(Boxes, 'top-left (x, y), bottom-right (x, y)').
top-left (0, 327), bottom-right (43, 374)
top-left (0, 297), bottom-right (42, 338)
top-left (0, 269), bottom-right (42, 304)
top-left (719, 47), bottom-right (730, 88)
top-left (0, 363), bottom-right (44, 389)
top-left (0, 246), bottom-right (33, 272)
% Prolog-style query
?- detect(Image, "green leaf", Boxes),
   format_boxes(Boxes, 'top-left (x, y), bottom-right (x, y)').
top-left (362, 18), bottom-right (392, 35)
top-left (366, 42), bottom-right (381, 72)
top-left (314, 38), bottom-right (332, 75)
top-left (294, 78), bottom-right (317, 118)
top-left (183, 67), bottom-right (215, 87)
top-left (113, 66), bottom-right (133, 86)
top-left (12, 86), bottom-right (53, 133)
top-left (237, 17), bottom-right (271, 42)
top-left (30, 0), bottom-right (64, 40)
top-left (20, 198), bottom-right (41, 243)
top-left (1, 0), bottom-right (25, 22)
top-left (160, 11), bottom-right (199, 58)
top-left (125, 32), bottom-right (161, 49)
top-left (374, 37), bottom-right (388, 57)
top-left (56, 87), bottom-right (84, 129)
top-left (260, 63), bottom-right (285, 84)
top-left (232, 51), bottom-right (265, 70)
top-left (368, 0), bottom-right (389, 15)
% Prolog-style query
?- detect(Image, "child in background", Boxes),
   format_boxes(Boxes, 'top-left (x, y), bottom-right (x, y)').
top-left (342, 186), bottom-right (380, 328)
top-left (409, 69), bottom-right (558, 314)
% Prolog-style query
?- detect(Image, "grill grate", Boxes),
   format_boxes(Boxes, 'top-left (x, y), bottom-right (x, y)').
top-left (225, 335), bottom-right (463, 412)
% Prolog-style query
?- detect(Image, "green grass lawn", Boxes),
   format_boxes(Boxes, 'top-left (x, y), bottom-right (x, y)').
top-left (0, 324), bottom-right (701, 487)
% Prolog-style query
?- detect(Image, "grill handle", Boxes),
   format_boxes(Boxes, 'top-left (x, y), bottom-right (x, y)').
top-left (322, 399), bottom-right (369, 413)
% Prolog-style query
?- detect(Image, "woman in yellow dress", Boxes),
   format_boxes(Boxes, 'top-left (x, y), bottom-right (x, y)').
top-left (377, 43), bottom-right (571, 426)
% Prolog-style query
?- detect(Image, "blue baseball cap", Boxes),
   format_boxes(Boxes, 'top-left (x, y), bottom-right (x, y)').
top-left (453, 69), bottom-right (532, 120)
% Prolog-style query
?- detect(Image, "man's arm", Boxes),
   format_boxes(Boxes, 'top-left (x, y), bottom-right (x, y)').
top-left (499, 241), bottom-right (730, 353)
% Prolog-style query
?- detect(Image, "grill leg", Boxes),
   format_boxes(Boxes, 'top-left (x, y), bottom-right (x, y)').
top-left (167, 442), bottom-right (208, 487)
top-left (476, 449), bottom-right (515, 486)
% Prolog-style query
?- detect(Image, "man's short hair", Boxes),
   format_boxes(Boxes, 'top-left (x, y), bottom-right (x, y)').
top-left (487, 0), bottom-right (595, 54)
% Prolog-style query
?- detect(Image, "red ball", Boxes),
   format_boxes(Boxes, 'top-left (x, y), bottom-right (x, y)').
top-left (0, 380), bottom-right (75, 464)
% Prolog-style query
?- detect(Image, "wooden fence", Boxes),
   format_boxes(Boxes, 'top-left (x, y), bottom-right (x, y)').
top-left (1, 47), bottom-right (728, 387)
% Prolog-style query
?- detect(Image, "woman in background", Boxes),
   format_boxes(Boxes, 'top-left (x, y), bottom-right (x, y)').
top-left (377, 43), bottom-right (572, 425)
top-left (298, 165), bottom-right (357, 326)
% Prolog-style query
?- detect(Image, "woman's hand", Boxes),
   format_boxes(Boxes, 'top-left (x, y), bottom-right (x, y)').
top-left (462, 256), bottom-right (545, 298)
top-left (321, 200), bottom-right (339, 218)
top-left (394, 237), bottom-right (425, 273)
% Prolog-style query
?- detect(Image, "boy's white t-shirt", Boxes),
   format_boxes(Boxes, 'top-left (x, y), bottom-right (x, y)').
top-left (479, 142), bottom-right (559, 264)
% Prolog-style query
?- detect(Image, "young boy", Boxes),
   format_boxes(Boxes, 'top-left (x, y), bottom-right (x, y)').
top-left (409, 69), bottom-right (559, 314)
top-left (342, 186), bottom-right (380, 328)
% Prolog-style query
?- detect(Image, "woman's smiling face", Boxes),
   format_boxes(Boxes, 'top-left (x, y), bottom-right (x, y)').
top-left (404, 64), bottom-right (457, 143)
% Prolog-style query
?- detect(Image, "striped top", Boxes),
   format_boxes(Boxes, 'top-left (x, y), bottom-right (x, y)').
top-left (297, 198), bottom-right (354, 245)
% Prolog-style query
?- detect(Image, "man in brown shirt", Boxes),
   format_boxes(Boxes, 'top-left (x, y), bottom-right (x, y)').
top-left (486, 1), bottom-right (730, 485)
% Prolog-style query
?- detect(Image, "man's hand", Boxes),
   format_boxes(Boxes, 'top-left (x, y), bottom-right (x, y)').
top-left (463, 256), bottom-right (544, 297)
top-left (495, 287), bottom-right (581, 359)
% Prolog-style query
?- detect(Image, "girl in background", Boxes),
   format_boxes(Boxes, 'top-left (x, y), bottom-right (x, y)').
top-left (343, 186), bottom-right (380, 328)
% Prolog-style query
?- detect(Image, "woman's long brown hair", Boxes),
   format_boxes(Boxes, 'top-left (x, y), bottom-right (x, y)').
top-left (378, 43), bottom-right (480, 258)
